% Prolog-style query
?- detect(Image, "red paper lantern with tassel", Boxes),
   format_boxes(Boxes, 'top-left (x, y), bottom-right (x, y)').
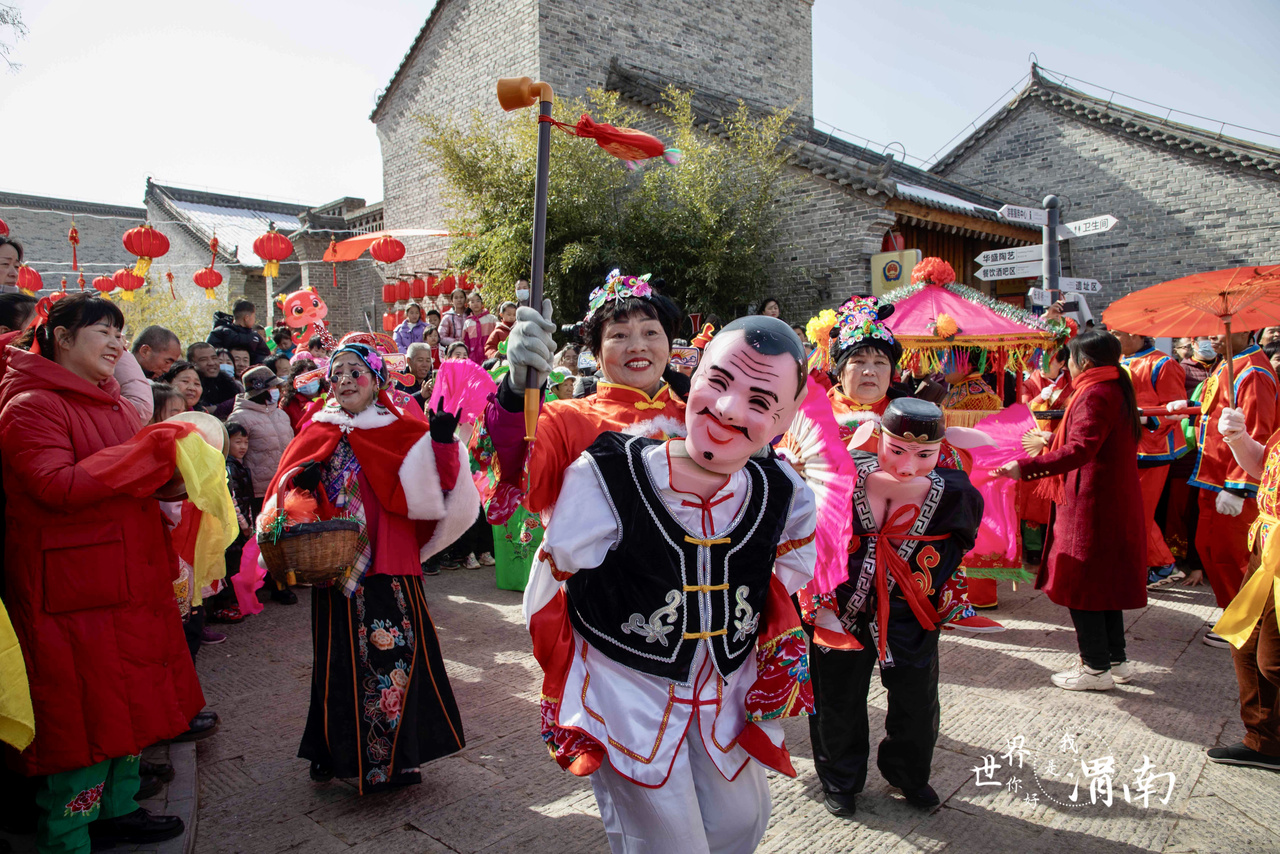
top-left (122, 225), bottom-right (169, 278)
top-left (382, 282), bottom-right (396, 304)
top-left (396, 279), bottom-right (412, 302)
top-left (92, 275), bottom-right (113, 295)
top-left (426, 274), bottom-right (440, 297)
top-left (382, 311), bottom-right (395, 332)
top-left (459, 270), bottom-right (474, 291)
top-left (193, 266), bottom-right (223, 300)
top-left (16, 264), bottom-right (42, 295)
top-left (440, 274), bottom-right (456, 295)
top-left (253, 227), bottom-right (293, 278)
top-left (395, 308), bottom-right (406, 325)
top-left (369, 235), bottom-right (406, 265)
top-left (0, 218), bottom-right (8, 236)
top-left (411, 277), bottom-right (426, 300)
top-left (113, 268), bottom-right (144, 301)
top-left (68, 222), bottom-right (80, 271)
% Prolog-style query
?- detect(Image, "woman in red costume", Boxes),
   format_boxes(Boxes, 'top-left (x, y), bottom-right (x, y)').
top-left (262, 334), bottom-right (479, 793)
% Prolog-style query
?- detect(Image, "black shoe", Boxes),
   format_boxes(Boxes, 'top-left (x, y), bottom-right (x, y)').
top-left (139, 760), bottom-right (175, 783)
top-left (88, 807), bottom-right (183, 847)
top-left (901, 784), bottom-right (941, 808)
top-left (172, 710), bottom-right (219, 743)
top-left (271, 587), bottom-right (298, 605)
top-left (823, 791), bottom-right (856, 817)
top-left (135, 774), bottom-right (164, 801)
top-left (1206, 742), bottom-right (1280, 771)
top-left (421, 562), bottom-right (440, 577)
top-left (309, 761), bottom-right (334, 782)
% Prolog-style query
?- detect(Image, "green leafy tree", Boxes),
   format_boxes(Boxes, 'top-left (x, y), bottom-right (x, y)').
top-left (420, 87), bottom-right (796, 325)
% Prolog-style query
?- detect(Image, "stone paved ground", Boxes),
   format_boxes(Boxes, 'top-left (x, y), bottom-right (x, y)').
top-left (190, 571), bottom-right (1280, 854)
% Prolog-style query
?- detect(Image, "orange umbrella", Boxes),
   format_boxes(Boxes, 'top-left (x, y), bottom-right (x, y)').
top-left (322, 229), bottom-right (453, 263)
top-left (1103, 264), bottom-right (1280, 406)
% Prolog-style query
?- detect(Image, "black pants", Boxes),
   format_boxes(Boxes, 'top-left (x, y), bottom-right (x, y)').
top-left (183, 605), bottom-right (205, 661)
top-left (1069, 608), bottom-right (1126, 671)
top-left (808, 632), bottom-right (941, 796)
top-left (448, 508), bottom-right (493, 558)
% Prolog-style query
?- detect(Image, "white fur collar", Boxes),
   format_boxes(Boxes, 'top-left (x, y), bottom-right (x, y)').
top-left (310, 400), bottom-right (399, 433)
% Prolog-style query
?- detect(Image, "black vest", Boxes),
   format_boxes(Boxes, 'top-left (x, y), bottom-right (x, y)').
top-left (565, 433), bottom-right (795, 682)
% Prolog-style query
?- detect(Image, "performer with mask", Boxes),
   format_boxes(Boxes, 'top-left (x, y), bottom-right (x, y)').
top-left (524, 316), bottom-right (817, 854)
top-left (808, 398), bottom-right (983, 817)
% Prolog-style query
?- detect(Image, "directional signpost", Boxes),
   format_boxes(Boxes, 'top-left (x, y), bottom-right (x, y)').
top-left (1056, 214), bottom-right (1118, 241)
top-left (1058, 277), bottom-right (1102, 294)
top-left (997, 204), bottom-right (1049, 226)
top-left (975, 260), bottom-right (1042, 281)
top-left (975, 245), bottom-right (1042, 266)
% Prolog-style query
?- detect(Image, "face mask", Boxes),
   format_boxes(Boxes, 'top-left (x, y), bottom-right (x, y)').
top-left (268, 389), bottom-right (280, 404)
top-left (298, 380), bottom-right (320, 396)
top-left (219, 363), bottom-right (235, 376)
top-left (1196, 341), bottom-right (1217, 359)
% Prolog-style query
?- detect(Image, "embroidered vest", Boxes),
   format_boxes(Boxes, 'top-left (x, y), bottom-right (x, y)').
top-left (565, 433), bottom-right (795, 682)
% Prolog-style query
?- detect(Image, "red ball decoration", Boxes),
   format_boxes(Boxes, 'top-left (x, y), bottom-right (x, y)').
top-left (193, 266), bottom-right (223, 300)
top-left (369, 235), bottom-right (406, 265)
top-left (425, 274), bottom-right (440, 297)
top-left (122, 225), bottom-right (170, 278)
top-left (113, 268), bottom-right (144, 301)
top-left (92, 275), bottom-right (114, 294)
top-left (253, 227), bottom-right (294, 278)
top-left (411, 277), bottom-right (426, 300)
top-left (16, 264), bottom-right (42, 295)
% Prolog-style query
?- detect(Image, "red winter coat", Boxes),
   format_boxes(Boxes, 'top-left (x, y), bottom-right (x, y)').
top-left (0, 348), bottom-right (204, 776)
top-left (1018, 380), bottom-right (1148, 611)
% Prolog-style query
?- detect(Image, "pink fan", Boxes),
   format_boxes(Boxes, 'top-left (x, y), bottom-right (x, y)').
top-left (429, 359), bottom-right (497, 425)
top-left (776, 376), bottom-right (855, 596)
top-left (964, 404), bottom-right (1038, 569)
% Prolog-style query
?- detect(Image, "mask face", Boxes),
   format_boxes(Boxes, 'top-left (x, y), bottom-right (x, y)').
top-left (268, 388), bottom-right (280, 404)
top-left (877, 432), bottom-right (942, 482)
top-left (298, 380), bottom-right (320, 396)
top-left (219, 363), bottom-right (235, 376)
top-left (684, 329), bottom-right (804, 475)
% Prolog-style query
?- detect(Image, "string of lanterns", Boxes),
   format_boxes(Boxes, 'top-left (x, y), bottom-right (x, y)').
top-left (379, 270), bottom-right (480, 331)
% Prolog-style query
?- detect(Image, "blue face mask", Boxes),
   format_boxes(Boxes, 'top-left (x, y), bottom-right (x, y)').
top-left (219, 363), bottom-right (235, 376)
top-left (268, 389), bottom-right (280, 404)
top-left (1196, 341), bottom-right (1217, 360)
top-left (298, 380), bottom-right (320, 396)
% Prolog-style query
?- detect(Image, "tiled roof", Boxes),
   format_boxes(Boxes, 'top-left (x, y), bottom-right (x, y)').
top-left (146, 180), bottom-right (311, 267)
top-left (932, 66), bottom-right (1280, 179)
top-left (0, 190), bottom-right (145, 220)
top-left (370, 1), bottom-right (446, 122)
top-left (604, 61), bottom-right (1035, 232)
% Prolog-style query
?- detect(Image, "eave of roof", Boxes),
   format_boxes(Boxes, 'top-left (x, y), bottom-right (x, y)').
top-left (371, 1), bottom-right (446, 123)
top-left (0, 190), bottom-right (145, 220)
top-left (932, 66), bottom-right (1280, 178)
top-left (146, 181), bottom-right (313, 267)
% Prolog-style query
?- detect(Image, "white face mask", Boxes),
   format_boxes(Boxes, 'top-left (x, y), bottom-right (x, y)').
top-left (268, 389), bottom-right (280, 404)
top-left (297, 380), bottom-right (320, 396)
top-left (1196, 341), bottom-right (1217, 359)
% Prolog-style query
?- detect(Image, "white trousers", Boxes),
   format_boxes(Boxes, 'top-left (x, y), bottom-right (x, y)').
top-left (590, 724), bottom-right (771, 854)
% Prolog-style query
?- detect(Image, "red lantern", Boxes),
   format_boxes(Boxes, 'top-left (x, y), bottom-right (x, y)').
top-left (395, 309), bottom-right (406, 325)
top-left (426, 274), bottom-right (440, 297)
top-left (369, 235), bottom-right (406, 265)
top-left (382, 311), bottom-right (396, 332)
top-left (122, 225), bottom-right (170, 278)
top-left (459, 270), bottom-right (475, 291)
top-left (440, 274), bottom-right (456, 295)
top-left (16, 264), bottom-right (42, 295)
top-left (92, 275), bottom-right (113, 295)
top-left (411, 277), bottom-right (426, 300)
top-left (113, 268), bottom-right (144, 301)
top-left (0, 218), bottom-right (7, 237)
top-left (193, 266), bottom-right (223, 300)
top-left (397, 279), bottom-right (412, 301)
top-left (253, 227), bottom-right (294, 278)
top-left (382, 282), bottom-right (396, 304)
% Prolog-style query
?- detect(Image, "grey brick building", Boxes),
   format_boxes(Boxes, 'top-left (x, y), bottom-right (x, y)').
top-left (0, 191), bottom-right (144, 289)
top-left (932, 66), bottom-right (1280, 313)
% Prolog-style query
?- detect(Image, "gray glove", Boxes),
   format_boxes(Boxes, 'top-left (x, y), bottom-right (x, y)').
top-left (506, 299), bottom-right (556, 392)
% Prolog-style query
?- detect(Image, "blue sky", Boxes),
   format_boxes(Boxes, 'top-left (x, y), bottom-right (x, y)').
top-left (1, 0), bottom-right (1276, 209)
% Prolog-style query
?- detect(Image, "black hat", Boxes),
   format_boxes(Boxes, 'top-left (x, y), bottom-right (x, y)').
top-left (242, 365), bottom-right (283, 393)
top-left (880, 398), bottom-right (944, 444)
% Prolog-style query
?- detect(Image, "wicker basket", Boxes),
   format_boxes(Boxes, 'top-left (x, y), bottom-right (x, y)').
top-left (257, 468), bottom-right (361, 584)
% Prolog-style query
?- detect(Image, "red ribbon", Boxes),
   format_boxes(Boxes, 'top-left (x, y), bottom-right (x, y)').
top-left (866, 503), bottom-right (948, 662)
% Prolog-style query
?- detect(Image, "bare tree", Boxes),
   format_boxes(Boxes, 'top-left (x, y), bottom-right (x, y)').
top-left (1, 4), bottom-right (27, 73)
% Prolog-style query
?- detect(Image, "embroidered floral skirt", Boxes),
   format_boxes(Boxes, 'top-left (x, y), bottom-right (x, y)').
top-left (300, 575), bottom-right (465, 794)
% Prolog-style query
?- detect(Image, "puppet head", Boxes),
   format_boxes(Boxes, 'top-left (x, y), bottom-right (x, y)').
top-left (276, 286), bottom-right (328, 330)
top-left (876, 398), bottom-right (945, 482)
top-left (684, 315), bottom-right (808, 475)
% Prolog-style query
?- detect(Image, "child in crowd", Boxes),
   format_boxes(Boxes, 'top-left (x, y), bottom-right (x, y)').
top-left (204, 423), bottom-right (255, 624)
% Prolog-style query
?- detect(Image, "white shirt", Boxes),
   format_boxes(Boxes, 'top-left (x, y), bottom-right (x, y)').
top-left (524, 442), bottom-right (817, 786)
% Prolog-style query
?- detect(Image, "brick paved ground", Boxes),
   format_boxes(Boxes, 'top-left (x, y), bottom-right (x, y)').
top-left (188, 571), bottom-right (1280, 854)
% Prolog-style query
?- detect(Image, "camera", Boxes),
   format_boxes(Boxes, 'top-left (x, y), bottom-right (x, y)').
top-left (560, 321), bottom-right (585, 343)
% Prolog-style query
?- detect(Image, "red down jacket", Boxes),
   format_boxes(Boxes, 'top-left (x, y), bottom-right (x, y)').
top-left (0, 347), bottom-right (204, 776)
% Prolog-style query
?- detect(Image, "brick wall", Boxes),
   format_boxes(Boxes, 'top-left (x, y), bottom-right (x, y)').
top-left (0, 192), bottom-right (143, 289)
top-left (936, 101), bottom-right (1280, 313)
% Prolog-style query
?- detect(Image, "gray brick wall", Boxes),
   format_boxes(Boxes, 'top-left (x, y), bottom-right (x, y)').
top-left (936, 101), bottom-right (1280, 314)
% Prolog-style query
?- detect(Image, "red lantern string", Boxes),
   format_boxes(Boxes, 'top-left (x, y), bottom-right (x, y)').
top-left (77, 273), bottom-right (86, 291)
top-left (60, 277), bottom-right (68, 292)
top-left (209, 235), bottom-right (219, 266)
top-left (328, 239), bottom-right (338, 287)
top-left (166, 270), bottom-right (177, 300)
top-left (68, 221), bottom-right (80, 271)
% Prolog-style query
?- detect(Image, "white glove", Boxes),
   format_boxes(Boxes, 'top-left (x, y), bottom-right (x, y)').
top-left (1166, 399), bottom-right (1189, 413)
top-left (1216, 490), bottom-right (1245, 517)
top-left (506, 299), bottom-right (556, 392)
top-left (1038, 386), bottom-right (1054, 401)
top-left (1218, 407), bottom-right (1247, 443)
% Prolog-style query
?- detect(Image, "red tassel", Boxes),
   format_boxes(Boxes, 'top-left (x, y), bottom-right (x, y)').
top-left (68, 223), bottom-right (80, 272)
top-left (327, 239), bottom-right (338, 287)
top-left (60, 277), bottom-right (67, 292)
top-left (77, 273), bottom-right (85, 291)
top-left (166, 270), bottom-right (177, 300)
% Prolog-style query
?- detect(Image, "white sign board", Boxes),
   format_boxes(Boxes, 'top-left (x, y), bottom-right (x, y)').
top-left (1028, 287), bottom-right (1053, 307)
top-left (975, 261), bottom-right (1041, 281)
top-left (1058, 277), bottom-right (1102, 294)
top-left (1056, 215), bottom-right (1118, 241)
top-left (997, 204), bottom-right (1049, 226)
top-left (976, 245), bottom-right (1043, 266)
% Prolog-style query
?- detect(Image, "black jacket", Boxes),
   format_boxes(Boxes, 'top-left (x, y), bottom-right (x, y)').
top-left (207, 313), bottom-right (271, 364)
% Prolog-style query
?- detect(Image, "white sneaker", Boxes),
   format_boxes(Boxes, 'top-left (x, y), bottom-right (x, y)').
top-left (1051, 663), bottom-right (1114, 691)
top-left (477, 551), bottom-right (497, 566)
top-left (1202, 631), bottom-right (1230, 649)
top-left (463, 553), bottom-right (481, 570)
top-left (1110, 660), bottom-right (1133, 684)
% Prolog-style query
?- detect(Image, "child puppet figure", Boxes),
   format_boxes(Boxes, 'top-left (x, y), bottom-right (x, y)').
top-left (808, 399), bottom-right (983, 816)
top-left (525, 316), bottom-right (818, 854)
